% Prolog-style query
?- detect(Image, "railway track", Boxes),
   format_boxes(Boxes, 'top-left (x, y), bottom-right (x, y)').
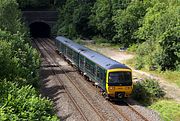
top-left (43, 38), bottom-right (150, 121)
top-left (33, 38), bottom-right (107, 121)
top-left (42, 38), bottom-right (130, 121)
top-left (33, 38), bottom-right (89, 121)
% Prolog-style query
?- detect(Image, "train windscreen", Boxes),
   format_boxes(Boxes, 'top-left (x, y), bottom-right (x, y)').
top-left (108, 72), bottom-right (132, 86)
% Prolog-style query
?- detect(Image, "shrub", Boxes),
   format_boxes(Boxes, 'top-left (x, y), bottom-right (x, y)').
top-left (127, 44), bottom-right (138, 53)
top-left (132, 79), bottom-right (165, 105)
top-left (0, 30), bottom-right (40, 87)
top-left (0, 81), bottom-right (58, 121)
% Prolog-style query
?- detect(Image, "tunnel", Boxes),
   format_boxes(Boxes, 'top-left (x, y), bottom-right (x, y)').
top-left (29, 22), bottom-right (51, 38)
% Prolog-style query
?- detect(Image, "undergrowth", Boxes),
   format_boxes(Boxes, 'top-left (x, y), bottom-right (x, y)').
top-left (132, 78), bottom-right (165, 106)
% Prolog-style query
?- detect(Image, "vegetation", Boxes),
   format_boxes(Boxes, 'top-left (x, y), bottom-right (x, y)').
top-left (54, 0), bottom-right (95, 38)
top-left (0, 0), bottom-right (39, 86)
top-left (17, 0), bottom-right (50, 9)
top-left (16, 0), bottom-right (65, 9)
top-left (55, 0), bottom-right (179, 71)
top-left (112, 0), bottom-right (151, 46)
top-left (135, 0), bottom-right (180, 71)
top-left (0, 31), bottom-right (40, 86)
top-left (0, 81), bottom-right (58, 120)
top-left (0, 0), bottom-right (58, 120)
top-left (132, 79), bottom-right (165, 105)
top-left (150, 100), bottom-right (180, 121)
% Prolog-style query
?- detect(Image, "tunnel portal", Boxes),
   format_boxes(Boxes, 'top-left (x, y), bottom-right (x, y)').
top-left (29, 22), bottom-right (51, 38)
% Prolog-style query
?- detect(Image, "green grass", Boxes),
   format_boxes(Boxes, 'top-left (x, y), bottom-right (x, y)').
top-left (149, 100), bottom-right (180, 121)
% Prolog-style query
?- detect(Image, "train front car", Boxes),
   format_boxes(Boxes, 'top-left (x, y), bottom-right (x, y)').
top-left (106, 66), bottom-right (133, 99)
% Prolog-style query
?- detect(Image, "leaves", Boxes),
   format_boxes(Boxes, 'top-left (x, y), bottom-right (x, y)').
top-left (135, 0), bottom-right (180, 70)
top-left (132, 79), bottom-right (165, 105)
top-left (0, 81), bottom-right (58, 120)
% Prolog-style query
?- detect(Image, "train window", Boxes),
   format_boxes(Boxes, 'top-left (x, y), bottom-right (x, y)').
top-left (92, 67), bottom-right (95, 74)
top-left (80, 59), bottom-right (84, 65)
top-left (85, 62), bottom-right (90, 69)
top-left (97, 70), bottom-right (100, 78)
top-left (90, 66), bottom-right (95, 74)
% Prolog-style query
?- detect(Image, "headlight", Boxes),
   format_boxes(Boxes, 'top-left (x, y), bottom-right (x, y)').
top-left (125, 86), bottom-right (131, 90)
top-left (108, 86), bottom-right (115, 90)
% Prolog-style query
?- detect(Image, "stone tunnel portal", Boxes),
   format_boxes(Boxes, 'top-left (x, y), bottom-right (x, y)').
top-left (29, 22), bottom-right (51, 38)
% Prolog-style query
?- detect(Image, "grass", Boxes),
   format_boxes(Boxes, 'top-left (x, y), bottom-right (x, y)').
top-left (149, 100), bottom-right (180, 121)
top-left (150, 71), bottom-right (180, 87)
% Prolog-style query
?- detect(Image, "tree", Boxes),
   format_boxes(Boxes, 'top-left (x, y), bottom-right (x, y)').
top-left (89, 0), bottom-right (131, 40)
top-left (113, 0), bottom-right (151, 46)
top-left (135, 0), bottom-right (180, 70)
top-left (0, 0), bottom-right (26, 34)
top-left (54, 0), bottom-right (95, 38)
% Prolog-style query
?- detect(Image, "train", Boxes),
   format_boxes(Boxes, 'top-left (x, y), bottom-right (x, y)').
top-left (55, 36), bottom-right (133, 100)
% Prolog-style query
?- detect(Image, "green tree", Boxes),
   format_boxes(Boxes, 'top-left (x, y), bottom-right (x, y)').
top-left (89, 0), bottom-right (131, 40)
top-left (113, 0), bottom-right (151, 46)
top-left (54, 0), bottom-right (95, 38)
top-left (135, 1), bottom-right (180, 70)
top-left (0, 0), bottom-right (26, 34)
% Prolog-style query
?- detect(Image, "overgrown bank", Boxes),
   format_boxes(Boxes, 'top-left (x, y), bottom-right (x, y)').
top-left (0, 0), bottom-right (58, 120)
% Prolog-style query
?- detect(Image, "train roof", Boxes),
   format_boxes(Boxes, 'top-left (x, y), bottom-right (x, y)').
top-left (56, 36), bottom-right (87, 53)
top-left (56, 36), bottom-right (130, 70)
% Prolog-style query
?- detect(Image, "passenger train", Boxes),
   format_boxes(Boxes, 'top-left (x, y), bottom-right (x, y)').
top-left (55, 36), bottom-right (133, 99)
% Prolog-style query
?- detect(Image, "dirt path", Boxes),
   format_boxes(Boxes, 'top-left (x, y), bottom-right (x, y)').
top-left (87, 45), bottom-right (180, 102)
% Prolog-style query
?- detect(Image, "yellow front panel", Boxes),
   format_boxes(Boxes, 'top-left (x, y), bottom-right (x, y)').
top-left (106, 69), bottom-right (133, 97)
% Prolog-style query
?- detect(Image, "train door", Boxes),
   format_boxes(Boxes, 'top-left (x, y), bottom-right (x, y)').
top-left (96, 66), bottom-right (106, 90)
top-left (79, 55), bottom-right (85, 71)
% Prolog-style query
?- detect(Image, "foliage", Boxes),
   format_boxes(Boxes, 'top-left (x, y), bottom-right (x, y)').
top-left (17, 0), bottom-right (51, 9)
top-left (113, 0), bottom-right (151, 46)
top-left (54, 0), bottom-right (95, 38)
top-left (150, 100), bottom-right (180, 121)
top-left (0, 0), bottom-right (57, 119)
top-left (0, 81), bottom-right (58, 121)
top-left (134, 40), bottom-right (160, 70)
top-left (132, 79), bottom-right (165, 105)
top-left (92, 36), bottom-right (109, 44)
top-left (135, 1), bottom-right (180, 71)
top-left (0, 30), bottom-right (40, 87)
top-left (0, 0), bottom-right (26, 34)
top-left (89, 0), bottom-right (131, 40)
top-left (127, 44), bottom-right (138, 53)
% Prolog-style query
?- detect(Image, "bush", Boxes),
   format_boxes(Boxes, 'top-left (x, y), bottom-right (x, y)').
top-left (127, 44), bottom-right (138, 53)
top-left (132, 79), bottom-right (165, 105)
top-left (0, 81), bottom-right (58, 121)
top-left (0, 30), bottom-right (40, 87)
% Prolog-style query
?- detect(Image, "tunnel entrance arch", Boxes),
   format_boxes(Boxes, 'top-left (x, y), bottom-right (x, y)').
top-left (29, 21), bottom-right (51, 38)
